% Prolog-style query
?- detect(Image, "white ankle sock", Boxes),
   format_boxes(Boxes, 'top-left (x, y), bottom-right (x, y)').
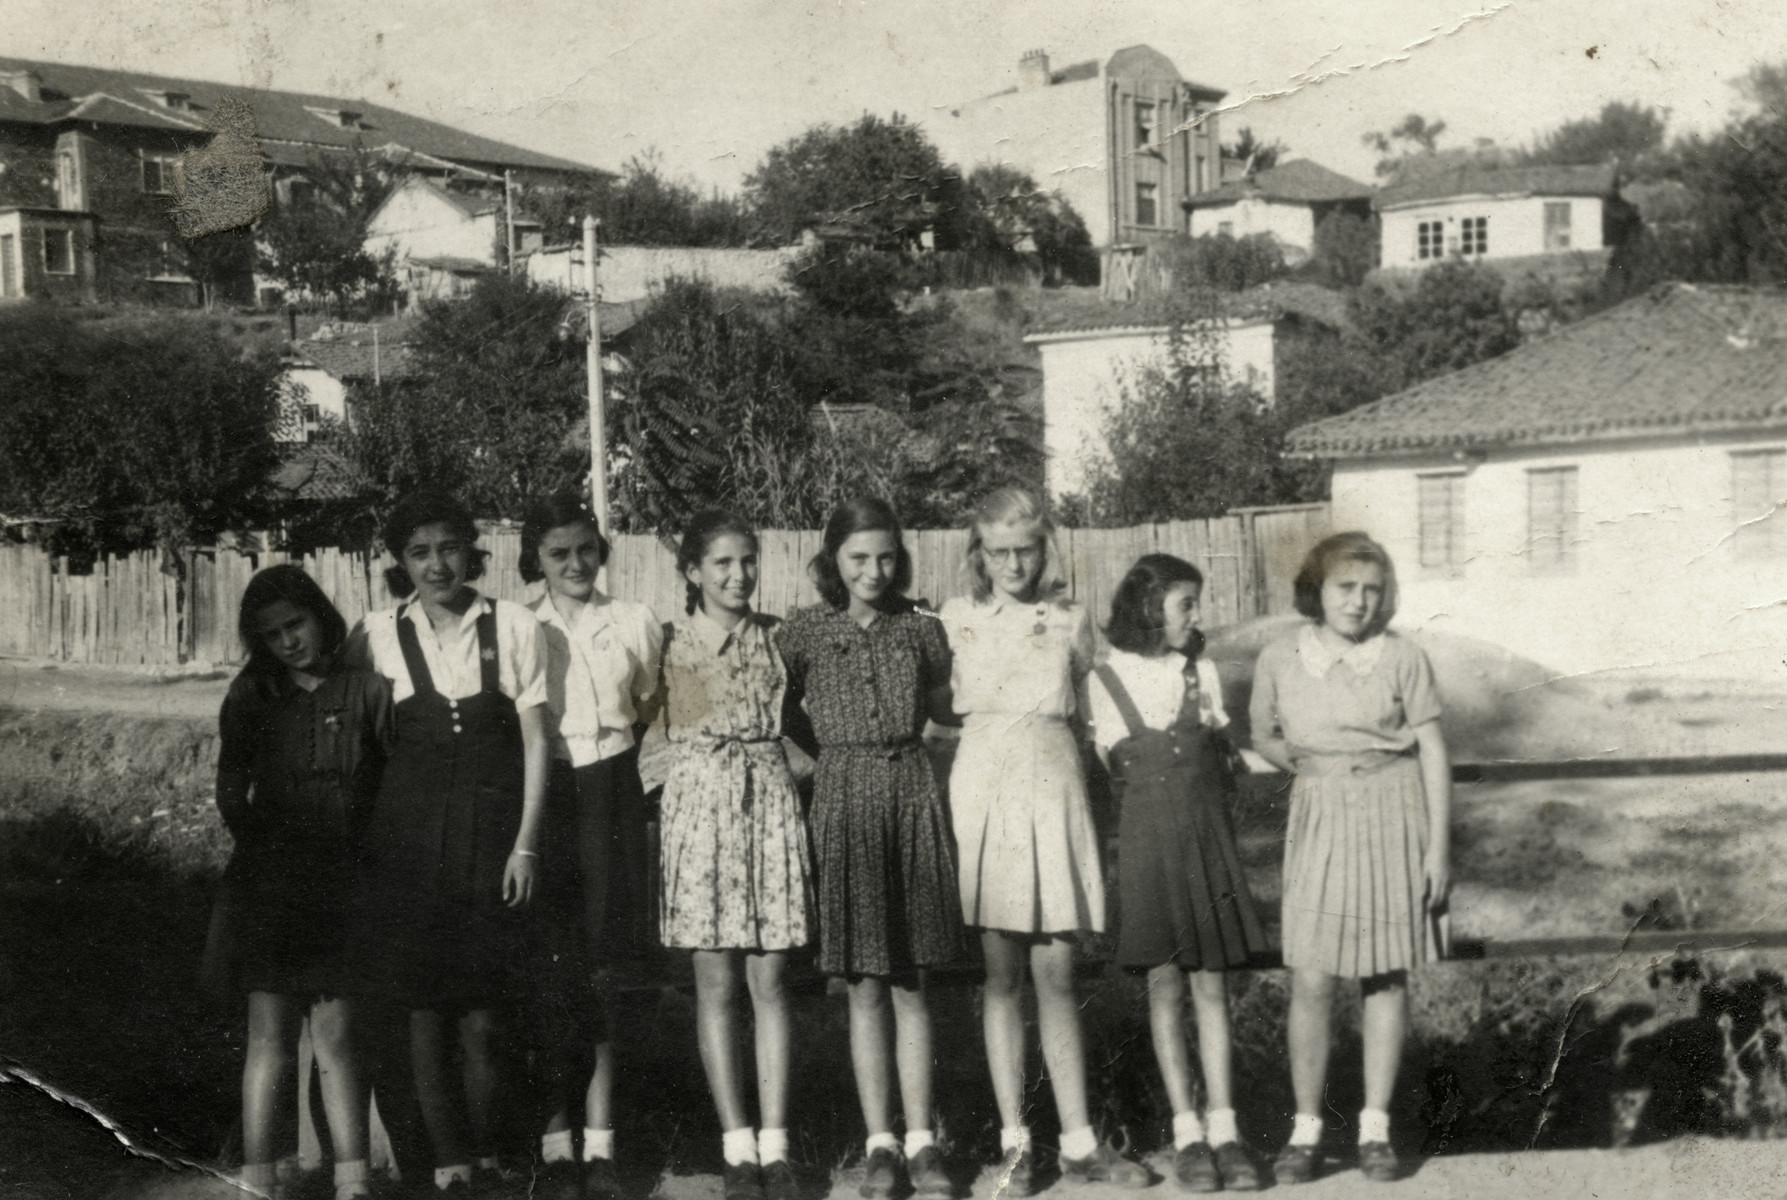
top-left (866, 1132), bottom-right (899, 1156)
top-left (999, 1125), bottom-right (1031, 1153)
top-left (1289, 1114), bottom-right (1323, 1147)
top-left (541, 1129), bottom-right (575, 1164)
top-left (723, 1127), bottom-right (760, 1167)
top-left (903, 1130), bottom-right (935, 1158)
top-left (1358, 1109), bottom-right (1390, 1144)
top-left (759, 1128), bottom-right (790, 1165)
top-left (434, 1164), bottom-right (473, 1189)
top-left (1172, 1111), bottom-right (1207, 1150)
top-left (1205, 1108), bottom-right (1239, 1147)
top-left (1059, 1126), bottom-right (1097, 1161)
top-left (333, 1159), bottom-right (371, 1199)
top-left (584, 1128), bottom-right (614, 1162)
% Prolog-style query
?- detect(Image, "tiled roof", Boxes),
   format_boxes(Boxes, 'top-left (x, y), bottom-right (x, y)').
top-left (1024, 282), bottom-right (1345, 338)
top-left (1185, 159), bottom-right (1373, 208)
top-left (289, 317), bottom-right (423, 381)
top-left (1375, 162), bottom-right (1618, 210)
top-left (1287, 284), bottom-right (1787, 459)
top-left (269, 444), bottom-right (365, 502)
top-left (0, 54), bottom-right (605, 176)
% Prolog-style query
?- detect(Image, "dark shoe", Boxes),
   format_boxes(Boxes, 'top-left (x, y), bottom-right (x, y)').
top-left (909, 1146), bottom-right (953, 1200)
top-left (1059, 1143), bottom-right (1153, 1189)
top-left (992, 1147), bottom-right (1034, 1199)
top-left (1271, 1144), bottom-right (1318, 1186)
top-left (582, 1157), bottom-right (622, 1200)
top-left (1172, 1142), bottom-right (1219, 1193)
top-left (529, 1160), bottom-right (581, 1200)
top-left (762, 1160), bottom-right (801, 1200)
top-left (723, 1162), bottom-right (765, 1200)
top-left (858, 1148), bottom-right (903, 1200)
top-left (1358, 1142), bottom-right (1399, 1183)
top-left (1213, 1143), bottom-right (1259, 1192)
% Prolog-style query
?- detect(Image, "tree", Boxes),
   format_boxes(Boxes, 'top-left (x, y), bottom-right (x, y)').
top-left (960, 164), bottom-right (1098, 285)
top-left (1349, 260), bottom-right (1520, 393)
top-left (745, 114), bottom-right (959, 247)
top-left (1659, 62), bottom-right (1787, 286)
top-left (1225, 127), bottom-right (1288, 173)
top-left (1303, 210), bottom-right (1376, 289)
top-left (341, 274), bottom-right (586, 522)
top-left (1161, 233), bottom-right (1289, 292)
top-left (1521, 101), bottom-right (1667, 169)
top-left (0, 306), bottom-right (283, 559)
top-left (522, 154), bottom-right (753, 248)
top-left (256, 148), bottom-right (404, 315)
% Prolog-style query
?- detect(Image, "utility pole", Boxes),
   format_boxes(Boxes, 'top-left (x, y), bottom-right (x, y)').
top-left (583, 215), bottom-right (608, 534)
top-left (504, 169), bottom-right (517, 275)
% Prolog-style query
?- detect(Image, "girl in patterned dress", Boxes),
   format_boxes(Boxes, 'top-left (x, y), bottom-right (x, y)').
top-left (1248, 533), bottom-right (1451, 1186)
top-left (213, 565), bottom-right (389, 1200)
top-left (520, 494), bottom-right (662, 1200)
top-left (775, 497), bottom-right (961, 1200)
top-left (939, 488), bottom-right (1148, 1194)
top-left (1087, 555), bottom-right (1267, 1195)
top-left (657, 510), bottom-right (815, 1200)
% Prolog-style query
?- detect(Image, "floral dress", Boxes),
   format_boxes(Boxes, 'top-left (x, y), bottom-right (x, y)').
top-left (658, 608), bottom-right (813, 952)
top-left (776, 600), bottom-right (962, 978)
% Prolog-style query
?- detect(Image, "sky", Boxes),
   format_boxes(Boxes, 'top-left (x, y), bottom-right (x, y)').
top-left (8, 0), bottom-right (1787, 195)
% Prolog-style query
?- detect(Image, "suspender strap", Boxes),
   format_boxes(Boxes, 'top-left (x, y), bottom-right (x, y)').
top-left (1092, 663), bottom-right (1146, 739)
top-left (394, 605), bottom-right (437, 699)
top-left (476, 607), bottom-right (500, 695)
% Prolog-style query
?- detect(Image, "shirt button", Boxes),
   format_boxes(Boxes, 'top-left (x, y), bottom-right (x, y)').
top-left (453, 724), bottom-right (463, 734)
top-left (448, 698), bottom-right (458, 709)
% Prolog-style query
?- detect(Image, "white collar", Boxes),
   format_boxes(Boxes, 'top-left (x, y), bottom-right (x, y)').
top-left (686, 605), bottom-right (753, 654)
top-left (1298, 623), bottom-right (1385, 679)
top-left (403, 590), bottom-right (491, 637)
top-left (530, 590), bottom-right (617, 634)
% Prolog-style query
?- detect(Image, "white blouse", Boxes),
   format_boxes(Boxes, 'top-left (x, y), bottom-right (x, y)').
top-left (1087, 649), bottom-right (1229, 752)
top-left (351, 591), bottom-right (547, 709)
top-left (940, 594), bottom-right (1094, 726)
top-left (529, 591), bottom-right (663, 766)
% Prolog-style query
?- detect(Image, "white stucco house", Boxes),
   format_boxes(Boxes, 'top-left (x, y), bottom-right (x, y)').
top-left (1374, 162), bottom-right (1618, 275)
top-left (1287, 283), bottom-right (1787, 680)
top-left (1028, 286), bottom-right (1347, 499)
top-left (364, 176), bottom-right (542, 302)
top-left (277, 321), bottom-right (419, 443)
top-left (1184, 159), bottom-right (1373, 261)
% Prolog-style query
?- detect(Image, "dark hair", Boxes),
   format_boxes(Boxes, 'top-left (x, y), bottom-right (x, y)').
top-left (808, 496), bottom-right (913, 611)
top-left (519, 493), bottom-right (610, 584)
top-left (380, 488), bottom-right (486, 598)
top-left (1105, 553), bottom-right (1205, 656)
top-left (1292, 531), bottom-right (1399, 635)
top-left (677, 509), bottom-right (760, 615)
top-left (238, 563), bottom-right (349, 676)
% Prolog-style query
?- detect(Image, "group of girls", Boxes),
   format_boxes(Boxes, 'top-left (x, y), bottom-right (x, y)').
top-left (209, 482), bottom-right (1451, 1200)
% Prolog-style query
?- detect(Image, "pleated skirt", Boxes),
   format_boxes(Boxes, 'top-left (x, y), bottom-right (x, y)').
top-left (1281, 757), bottom-right (1442, 977)
top-left (659, 741), bottom-right (814, 952)
top-left (950, 715), bottom-right (1105, 936)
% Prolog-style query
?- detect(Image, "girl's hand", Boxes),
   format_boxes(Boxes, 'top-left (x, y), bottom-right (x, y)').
top-left (503, 851), bottom-right (538, 908)
top-left (1423, 847), bottom-right (1451, 910)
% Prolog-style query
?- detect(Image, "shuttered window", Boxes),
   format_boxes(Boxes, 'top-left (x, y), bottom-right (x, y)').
top-left (1418, 473), bottom-right (1466, 571)
top-left (1526, 467), bottom-right (1579, 571)
top-left (1733, 449), bottom-right (1787, 558)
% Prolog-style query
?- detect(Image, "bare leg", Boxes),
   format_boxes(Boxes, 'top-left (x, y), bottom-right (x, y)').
top-left (745, 952), bottom-right (792, 1132)
top-left (243, 992), bottom-right (304, 1169)
top-left (411, 1009), bottom-right (467, 1166)
top-left (1360, 974), bottom-right (1408, 1115)
top-left (889, 973), bottom-right (934, 1136)
top-left (1185, 970), bottom-right (1233, 1114)
top-left (1287, 969), bottom-right (1337, 1119)
top-left (1146, 966), bottom-right (1198, 1117)
top-left (847, 977), bottom-right (894, 1136)
top-left (695, 950), bottom-right (751, 1131)
top-left (979, 932), bottom-right (1028, 1132)
top-left (309, 997), bottom-right (369, 1164)
top-left (458, 1008), bottom-right (500, 1157)
top-left (1030, 938), bottom-right (1091, 1134)
top-left (586, 1039), bottom-right (615, 1131)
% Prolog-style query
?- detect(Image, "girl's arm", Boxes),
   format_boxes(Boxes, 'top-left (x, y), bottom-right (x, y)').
top-left (504, 703), bottom-right (550, 908)
top-left (215, 687), bottom-right (256, 837)
top-left (1247, 649), bottom-right (1296, 773)
top-left (1413, 718), bottom-right (1452, 907)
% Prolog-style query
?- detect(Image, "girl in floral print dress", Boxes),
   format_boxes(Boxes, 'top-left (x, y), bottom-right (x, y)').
top-left (657, 510), bottom-right (815, 1200)
top-left (775, 497), bottom-right (961, 1200)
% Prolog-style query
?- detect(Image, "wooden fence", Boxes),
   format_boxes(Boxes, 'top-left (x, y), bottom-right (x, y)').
top-left (0, 505), bottom-right (1330, 667)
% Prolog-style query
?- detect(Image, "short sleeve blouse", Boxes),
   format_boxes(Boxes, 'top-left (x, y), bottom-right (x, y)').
top-left (1249, 625), bottom-right (1441, 759)
top-left (939, 595), bottom-right (1092, 722)
top-left (350, 591), bottom-right (547, 709)
top-left (662, 608), bottom-right (789, 745)
top-left (775, 602), bottom-right (951, 747)
top-left (1087, 650), bottom-right (1229, 751)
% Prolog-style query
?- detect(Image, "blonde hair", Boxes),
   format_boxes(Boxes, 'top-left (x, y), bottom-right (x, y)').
top-left (963, 487), bottom-right (1069, 604)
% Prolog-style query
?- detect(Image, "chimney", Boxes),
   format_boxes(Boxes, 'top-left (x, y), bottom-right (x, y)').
top-left (1, 70), bottom-right (42, 103)
top-left (1017, 49), bottom-right (1051, 92)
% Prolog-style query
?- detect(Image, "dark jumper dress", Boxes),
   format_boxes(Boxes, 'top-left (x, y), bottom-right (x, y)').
top-left (348, 606), bottom-right (526, 1007)
top-left (1094, 663), bottom-right (1266, 971)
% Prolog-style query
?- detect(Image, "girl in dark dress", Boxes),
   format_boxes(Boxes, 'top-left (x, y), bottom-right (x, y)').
top-left (212, 564), bottom-right (390, 1200)
top-left (775, 498), bottom-right (961, 1200)
top-left (346, 490), bottom-right (551, 1195)
top-left (1087, 555), bottom-right (1267, 1194)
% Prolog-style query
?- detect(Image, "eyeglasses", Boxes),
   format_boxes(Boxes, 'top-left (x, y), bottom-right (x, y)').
top-left (981, 545), bottom-right (1043, 566)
